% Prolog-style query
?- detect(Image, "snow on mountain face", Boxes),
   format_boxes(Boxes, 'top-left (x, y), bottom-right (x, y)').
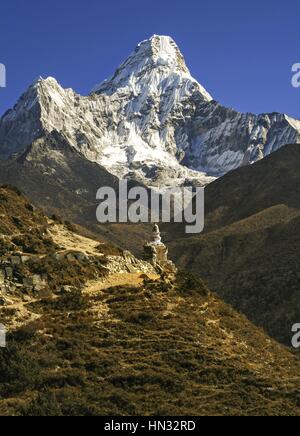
top-left (94, 35), bottom-right (212, 102)
top-left (0, 35), bottom-right (300, 189)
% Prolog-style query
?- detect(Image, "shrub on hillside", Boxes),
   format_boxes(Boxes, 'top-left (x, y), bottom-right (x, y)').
top-left (175, 270), bottom-right (209, 296)
top-left (96, 243), bottom-right (123, 256)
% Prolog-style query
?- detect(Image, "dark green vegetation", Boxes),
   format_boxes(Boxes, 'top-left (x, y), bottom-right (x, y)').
top-left (167, 144), bottom-right (300, 345)
top-left (1, 272), bottom-right (300, 416)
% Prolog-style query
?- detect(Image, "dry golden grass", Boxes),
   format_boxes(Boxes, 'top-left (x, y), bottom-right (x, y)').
top-left (1, 272), bottom-right (300, 416)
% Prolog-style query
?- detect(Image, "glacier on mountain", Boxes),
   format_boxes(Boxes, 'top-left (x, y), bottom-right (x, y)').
top-left (0, 34), bottom-right (300, 188)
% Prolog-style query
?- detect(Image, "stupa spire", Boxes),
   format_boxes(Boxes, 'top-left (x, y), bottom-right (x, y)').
top-left (152, 224), bottom-right (162, 245)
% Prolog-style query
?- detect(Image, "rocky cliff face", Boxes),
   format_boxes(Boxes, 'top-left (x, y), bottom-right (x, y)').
top-left (0, 35), bottom-right (300, 188)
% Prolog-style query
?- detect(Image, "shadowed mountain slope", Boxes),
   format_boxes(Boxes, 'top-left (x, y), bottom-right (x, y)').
top-left (168, 144), bottom-right (300, 345)
top-left (0, 132), bottom-right (152, 252)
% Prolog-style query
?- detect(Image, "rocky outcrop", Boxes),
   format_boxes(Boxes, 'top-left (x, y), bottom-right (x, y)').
top-left (0, 247), bottom-right (156, 304)
top-left (0, 253), bottom-right (48, 304)
top-left (105, 251), bottom-right (156, 275)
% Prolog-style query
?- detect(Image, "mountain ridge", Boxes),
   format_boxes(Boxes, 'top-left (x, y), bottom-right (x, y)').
top-left (167, 143), bottom-right (300, 345)
top-left (1, 35), bottom-right (300, 189)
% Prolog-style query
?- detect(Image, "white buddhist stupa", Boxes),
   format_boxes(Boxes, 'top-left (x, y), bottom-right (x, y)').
top-left (143, 224), bottom-right (177, 275)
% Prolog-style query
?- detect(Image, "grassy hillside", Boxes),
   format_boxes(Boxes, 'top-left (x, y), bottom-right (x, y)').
top-left (1, 271), bottom-right (300, 416)
top-left (1, 184), bottom-right (300, 416)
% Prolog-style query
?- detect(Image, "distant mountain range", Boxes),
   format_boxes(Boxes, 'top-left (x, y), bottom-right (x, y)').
top-left (1, 35), bottom-right (300, 190)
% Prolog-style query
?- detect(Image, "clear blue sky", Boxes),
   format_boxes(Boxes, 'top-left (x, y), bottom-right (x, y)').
top-left (0, 0), bottom-right (300, 118)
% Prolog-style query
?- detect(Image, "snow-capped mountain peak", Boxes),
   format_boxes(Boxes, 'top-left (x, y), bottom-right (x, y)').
top-left (93, 34), bottom-right (213, 103)
top-left (142, 34), bottom-right (190, 71)
top-left (0, 35), bottom-right (300, 189)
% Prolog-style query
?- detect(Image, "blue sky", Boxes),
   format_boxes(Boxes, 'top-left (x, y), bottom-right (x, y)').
top-left (0, 0), bottom-right (299, 118)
